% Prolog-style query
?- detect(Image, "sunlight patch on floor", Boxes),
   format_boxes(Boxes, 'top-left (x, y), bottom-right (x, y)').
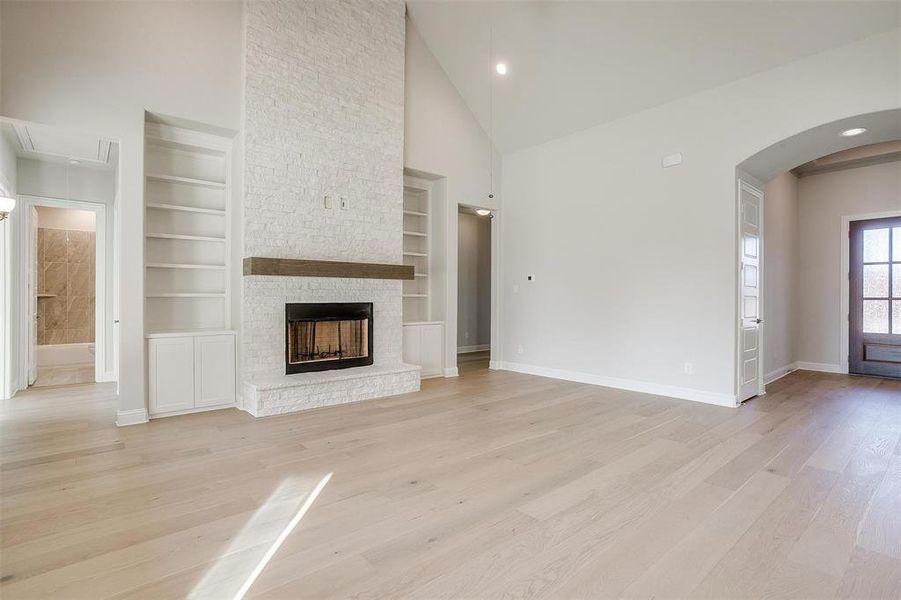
top-left (188, 472), bottom-right (333, 600)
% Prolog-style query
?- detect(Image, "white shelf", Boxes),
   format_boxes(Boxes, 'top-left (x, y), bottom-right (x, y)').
top-left (403, 231), bottom-right (427, 237)
top-left (414, 273), bottom-right (428, 278)
top-left (403, 294), bottom-right (428, 298)
top-left (403, 251), bottom-right (428, 257)
top-left (403, 210), bottom-right (427, 217)
top-left (146, 232), bottom-right (226, 243)
top-left (146, 202), bottom-right (225, 215)
top-left (146, 173), bottom-right (226, 189)
top-left (146, 263), bottom-right (226, 270)
top-left (144, 119), bottom-right (233, 337)
top-left (146, 292), bottom-right (226, 298)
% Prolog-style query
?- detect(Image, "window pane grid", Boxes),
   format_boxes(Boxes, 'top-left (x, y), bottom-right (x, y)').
top-left (861, 227), bottom-right (899, 334)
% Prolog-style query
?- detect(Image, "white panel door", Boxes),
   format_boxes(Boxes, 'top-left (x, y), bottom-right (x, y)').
top-left (194, 334), bottom-right (236, 407)
top-left (149, 337), bottom-right (195, 414)
top-left (420, 323), bottom-right (444, 377)
top-left (738, 181), bottom-right (763, 402)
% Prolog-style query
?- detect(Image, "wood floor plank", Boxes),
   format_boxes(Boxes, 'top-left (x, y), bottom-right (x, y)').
top-left (1, 369), bottom-right (899, 599)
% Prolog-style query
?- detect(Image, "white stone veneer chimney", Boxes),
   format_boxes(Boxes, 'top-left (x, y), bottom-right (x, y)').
top-left (241, 0), bottom-right (419, 416)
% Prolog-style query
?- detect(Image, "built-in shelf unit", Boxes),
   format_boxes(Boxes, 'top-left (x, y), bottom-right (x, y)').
top-left (144, 120), bottom-right (232, 335)
top-left (402, 180), bottom-right (431, 323)
top-left (402, 174), bottom-right (445, 377)
top-left (144, 115), bottom-right (236, 417)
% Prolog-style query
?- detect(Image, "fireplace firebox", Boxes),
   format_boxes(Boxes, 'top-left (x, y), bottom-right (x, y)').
top-left (285, 303), bottom-right (373, 374)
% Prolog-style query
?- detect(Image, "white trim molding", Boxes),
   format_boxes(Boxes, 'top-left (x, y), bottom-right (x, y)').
top-left (796, 361), bottom-right (845, 374)
top-left (497, 361), bottom-right (738, 408)
top-left (457, 344), bottom-right (489, 354)
top-left (764, 363), bottom-right (798, 385)
top-left (443, 367), bottom-right (459, 378)
top-left (116, 407), bottom-right (149, 427)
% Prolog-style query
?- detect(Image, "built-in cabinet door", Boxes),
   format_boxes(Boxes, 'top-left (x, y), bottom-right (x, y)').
top-left (403, 325), bottom-right (422, 366)
top-left (420, 324), bottom-right (444, 377)
top-left (403, 323), bottom-right (444, 378)
top-left (194, 334), bottom-right (236, 407)
top-left (148, 337), bottom-right (195, 414)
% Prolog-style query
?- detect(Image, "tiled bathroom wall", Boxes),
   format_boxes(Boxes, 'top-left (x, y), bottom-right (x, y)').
top-left (37, 228), bottom-right (95, 345)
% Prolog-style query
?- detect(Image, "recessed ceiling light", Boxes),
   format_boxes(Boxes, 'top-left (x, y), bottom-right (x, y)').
top-left (475, 208), bottom-right (491, 216)
top-left (840, 127), bottom-right (867, 137)
top-left (495, 63), bottom-right (507, 75)
top-left (69, 159), bottom-right (81, 165)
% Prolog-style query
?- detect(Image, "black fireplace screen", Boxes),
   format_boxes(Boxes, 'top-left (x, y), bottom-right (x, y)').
top-left (285, 303), bottom-right (373, 374)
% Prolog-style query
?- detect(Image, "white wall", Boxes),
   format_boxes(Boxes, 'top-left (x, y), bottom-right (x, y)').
top-left (457, 210), bottom-right (491, 350)
top-left (17, 159), bottom-right (115, 205)
top-left (762, 172), bottom-right (799, 381)
top-left (500, 29), bottom-right (900, 403)
top-left (405, 17), bottom-right (503, 372)
top-left (1, 1), bottom-right (243, 416)
top-left (798, 160), bottom-right (901, 367)
top-left (35, 206), bottom-right (96, 232)
top-left (0, 128), bottom-right (17, 398)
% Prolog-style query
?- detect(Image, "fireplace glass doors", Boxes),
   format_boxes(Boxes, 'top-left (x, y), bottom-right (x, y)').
top-left (285, 303), bottom-right (373, 374)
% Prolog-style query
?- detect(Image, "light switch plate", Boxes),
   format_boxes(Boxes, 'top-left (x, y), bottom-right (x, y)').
top-left (340, 197), bottom-right (349, 210)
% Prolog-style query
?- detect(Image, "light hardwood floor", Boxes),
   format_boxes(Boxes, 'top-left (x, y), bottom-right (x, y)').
top-left (1, 369), bottom-right (900, 599)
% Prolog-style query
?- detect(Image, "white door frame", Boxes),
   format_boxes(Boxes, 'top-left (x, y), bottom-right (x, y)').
top-left (457, 202), bottom-right (502, 372)
top-left (735, 177), bottom-right (765, 402)
top-left (840, 209), bottom-right (901, 374)
top-left (16, 194), bottom-right (108, 386)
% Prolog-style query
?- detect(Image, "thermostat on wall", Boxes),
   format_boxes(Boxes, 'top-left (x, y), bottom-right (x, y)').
top-left (662, 152), bottom-right (683, 168)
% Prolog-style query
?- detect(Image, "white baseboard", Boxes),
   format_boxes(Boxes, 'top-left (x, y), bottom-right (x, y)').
top-left (457, 344), bottom-right (490, 354)
top-left (764, 363), bottom-right (798, 385)
top-left (796, 361), bottom-right (845, 374)
top-left (150, 403), bottom-right (237, 420)
top-left (497, 361), bottom-right (737, 408)
top-left (116, 407), bottom-right (149, 427)
top-left (489, 360), bottom-right (502, 370)
top-left (443, 367), bottom-right (459, 378)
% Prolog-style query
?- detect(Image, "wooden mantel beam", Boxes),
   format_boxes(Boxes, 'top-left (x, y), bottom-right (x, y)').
top-left (242, 257), bottom-right (414, 280)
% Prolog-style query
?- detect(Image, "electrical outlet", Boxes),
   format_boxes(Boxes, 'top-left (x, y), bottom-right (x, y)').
top-left (513, 284), bottom-right (520, 293)
top-left (517, 344), bottom-right (524, 355)
top-left (324, 195), bottom-right (332, 209)
top-left (340, 197), bottom-right (349, 210)
top-left (684, 362), bottom-right (694, 375)
top-left (465, 331), bottom-right (470, 340)
top-left (527, 274), bottom-right (536, 282)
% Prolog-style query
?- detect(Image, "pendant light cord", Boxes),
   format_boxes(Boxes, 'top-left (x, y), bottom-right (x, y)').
top-left (488, 26), bottom-right (494, 199)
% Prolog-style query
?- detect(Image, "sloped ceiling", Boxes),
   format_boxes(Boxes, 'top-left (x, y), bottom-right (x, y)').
top-left (407, 1), bottom-right (900, 153)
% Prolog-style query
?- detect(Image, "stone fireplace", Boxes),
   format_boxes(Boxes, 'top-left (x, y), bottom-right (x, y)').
top-left (240, 0), bottom-right (418, 417)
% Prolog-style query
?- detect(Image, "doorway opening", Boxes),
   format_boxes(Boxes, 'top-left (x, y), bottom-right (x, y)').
top-left (31, 205), bottom-right (99, 386)
top-left (457, 205), bottom-right (492, 374)
top-left (0, 118), bottom-right (119, 397)
top-left (848, 216), bottom-right (901, 378)
top-left (737, 110), bottom-right (901, 399)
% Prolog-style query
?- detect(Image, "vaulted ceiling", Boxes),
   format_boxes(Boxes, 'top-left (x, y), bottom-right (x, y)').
top-left (407, 1), bottom-right (900, 153)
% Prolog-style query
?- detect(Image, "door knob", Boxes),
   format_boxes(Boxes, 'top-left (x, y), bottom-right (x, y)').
top-left (755, 319), bottom-right (763, 324)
